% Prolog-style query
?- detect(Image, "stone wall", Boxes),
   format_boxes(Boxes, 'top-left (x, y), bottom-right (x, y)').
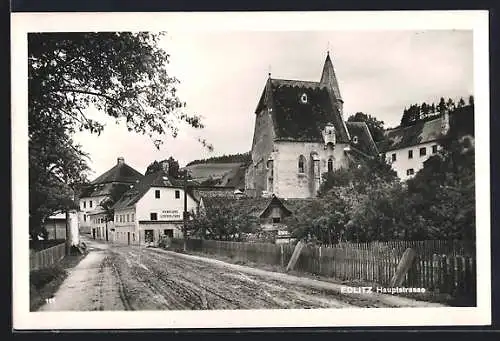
top-left (273, 141), bottom-right (350, 198)
top-left (246, 108), bottom-right (275, 196)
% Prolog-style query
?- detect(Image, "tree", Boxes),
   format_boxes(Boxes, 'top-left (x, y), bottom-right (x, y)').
top-left (318, 155), bottom-right (397, 196)
top-left (457, 97), bottom-right (466, 108)
top-left (347, 112), bottom-right (385, 142)
top-left (99, 184), bottom-right (132, 223)
top-left (29, 32), bottom-right (209, 235)
top-left (188, 198), bottom-right (260, 241)
top-left (468, 95), bottom-right (474, 106)
top-left (29, 114), bottom-right (90, 239)
top-left (283, 191), bottom-right (350, 244)
top-left (400, 107), bottom-right (409, 127)
top-left (438, 97), bottom-right (447, 112)
top-left (421, 102), bottom-right (429, 119)
top-left (145, 156), bottom-right (180, 178)
top-left (446, 98), bottom-right (456, 111)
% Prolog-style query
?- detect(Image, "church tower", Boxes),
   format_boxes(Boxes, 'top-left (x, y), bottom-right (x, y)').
top-left (320, 52), bottom-right (344, 118)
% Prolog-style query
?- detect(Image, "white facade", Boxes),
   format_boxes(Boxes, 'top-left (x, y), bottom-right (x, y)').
top-left (270, 141), bottom-right (350, 198)
top-left (79, 195), bottom-right (107, 234)
top-left (385, 141), bottom-right (441, 181)
top-left (113, 186), bottom-right (198, 245)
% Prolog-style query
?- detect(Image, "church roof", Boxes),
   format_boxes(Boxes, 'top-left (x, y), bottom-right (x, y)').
top-left (320, 52), bottom-right (343, 101)
top-left (254, 53), bottom-right (350, 144)
top-left (345, 121), bottom-right (379, 156)
top-left (377, 105), bottom-right (474, 153)
top-left (256, 78), bottom-right (350, 143)
top-left (90, 158), bottom-right (143, 185)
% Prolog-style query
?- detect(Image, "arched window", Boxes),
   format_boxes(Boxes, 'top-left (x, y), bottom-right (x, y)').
top-left (298, 155), bottom-right (305, 173)
top-left (328, 158), bottom-right (334, 172)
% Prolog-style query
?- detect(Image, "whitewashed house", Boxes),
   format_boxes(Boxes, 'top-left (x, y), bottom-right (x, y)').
top-left (377, 106), bottom-right (474, 181)
top-left (111, 168), bottom-right (198, 245)
top-left (78, 157), bottom-right (143, 235)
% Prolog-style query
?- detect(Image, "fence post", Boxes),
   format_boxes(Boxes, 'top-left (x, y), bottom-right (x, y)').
top-left (286, 240), bottom-right (305, 272)
top-left (280, 244), bottom-right (284, 268)
top-left (390, 248), bottom-right (417, 287)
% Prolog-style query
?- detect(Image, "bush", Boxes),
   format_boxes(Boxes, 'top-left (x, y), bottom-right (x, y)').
top-left (158, 235), bottom-right (172, 249)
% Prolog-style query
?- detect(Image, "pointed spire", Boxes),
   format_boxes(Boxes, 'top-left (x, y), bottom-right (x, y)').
top-left (320, 52), bottom-right (342, 102)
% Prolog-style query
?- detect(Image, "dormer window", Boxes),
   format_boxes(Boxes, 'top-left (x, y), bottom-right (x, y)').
top-left (322, 123), bottom-right (336, 148)
top-left (352, 136), bottom-right (359, 144)
top-left (300, 93), bottom-right (308, 104)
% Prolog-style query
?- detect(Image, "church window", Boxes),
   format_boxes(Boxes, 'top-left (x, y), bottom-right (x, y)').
top-left (298, 155), bottom-right (306, 173)
top-left (328, 158), bottom-right (334, 172)
top-left (267, 160), bottom-right (274, 177)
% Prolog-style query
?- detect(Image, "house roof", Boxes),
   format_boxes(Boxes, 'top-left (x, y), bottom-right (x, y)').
top-left (190, 186), bottom-right (238, 202)
top-left (47, 212), bottom-right (66, 220)
top-left (90, 160), bottom-right (143, 185)
top-left (345, 121), bottom-right (379, 156)
top-left (377, 105), bottom-right (474, 153)
top-left (200, 194), bottom-right (292, 219)
top-left (79, 182), bottom-right (129, 198)
top-left (112, 170), bottom-right (193, 210)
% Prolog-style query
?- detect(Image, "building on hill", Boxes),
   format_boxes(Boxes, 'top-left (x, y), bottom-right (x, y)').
top-left (245, 52), bottom-right (379, 199)
top-left (111, 168), bottom-right (198, 245)
top-left (78, 157), bottom-right (144, 235)
top-left (377, 105), bottom-right (474, 181)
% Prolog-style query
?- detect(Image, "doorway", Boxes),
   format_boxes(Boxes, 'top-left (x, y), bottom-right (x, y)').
top-left (127, 232), bottom-right (130, 245)
top-left (92, 228), bottom-right (96, 239)
top-left (145, 229), bottom-right (154, 243)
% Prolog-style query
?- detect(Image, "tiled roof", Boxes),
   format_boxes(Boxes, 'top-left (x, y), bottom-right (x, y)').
top-left (90, 162), bottom-right (143, 185)
top-left (112, 171), bottom-right (191, 210)
top-left (80, 182), bottom-right (118, 198)
top-left (258, 79), bottom-right (349, 143)
top-left (345, 121), bottom-right (379, 156)
top-left (377, 105), bottom-right (474, 153)
top-left (190, 187), bottom-right (238, 202)
top-left (200, 194), bottom-right (292, 219)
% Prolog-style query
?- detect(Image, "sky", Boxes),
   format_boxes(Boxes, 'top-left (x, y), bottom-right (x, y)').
top-left (73, 30), bottom-right (473, 180)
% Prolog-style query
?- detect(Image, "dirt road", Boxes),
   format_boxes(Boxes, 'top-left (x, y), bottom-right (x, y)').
top-left (39, 238), bottom-right (445, 311)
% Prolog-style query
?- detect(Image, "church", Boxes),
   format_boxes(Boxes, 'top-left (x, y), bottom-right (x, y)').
top-left (245, 52), bottom-right (379, 199)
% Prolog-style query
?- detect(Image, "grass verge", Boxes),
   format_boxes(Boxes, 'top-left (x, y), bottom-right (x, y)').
top-left (29, 252), bottom-right (87, 311)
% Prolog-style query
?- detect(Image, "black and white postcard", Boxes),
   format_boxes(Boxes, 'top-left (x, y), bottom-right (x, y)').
top-left (11, 10), bottom-right (491, 329)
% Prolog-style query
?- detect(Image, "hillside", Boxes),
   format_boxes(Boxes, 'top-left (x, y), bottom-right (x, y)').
top-left (183, 162), bottom-right (245, 185)
top-left (186, 152), bottom-right (251, 167)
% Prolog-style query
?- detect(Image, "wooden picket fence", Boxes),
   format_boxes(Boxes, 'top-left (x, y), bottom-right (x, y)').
top-left (172, 238), bottom-right (475, 301)
top-left (29, 242), bottom-right (66, 271)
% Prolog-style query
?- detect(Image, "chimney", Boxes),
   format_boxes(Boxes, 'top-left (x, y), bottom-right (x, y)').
top-left (117, 157), bottom-right (125, 165)
top-left (441, 109), bottom-right (450, 136)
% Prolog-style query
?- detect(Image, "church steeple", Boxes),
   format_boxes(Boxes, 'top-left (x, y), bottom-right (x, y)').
top-left (320, 51), bottom-right (343, 103)
top-left (320, 51), bottom-right (344, 119)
